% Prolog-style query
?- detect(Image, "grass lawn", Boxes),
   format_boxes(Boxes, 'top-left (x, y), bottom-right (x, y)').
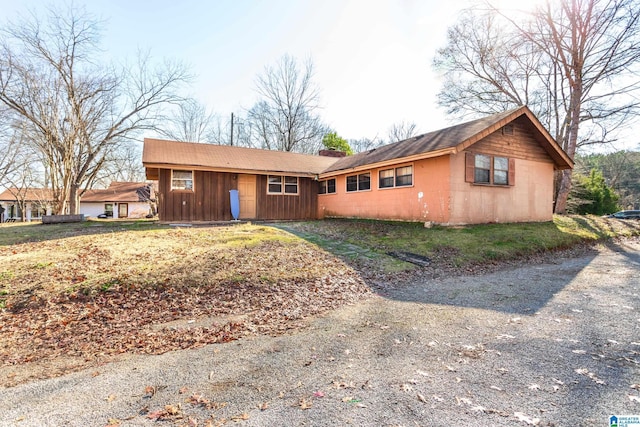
top-left (281, 215), bottom-right (640, 270)
top-left (0, 215), bottom-right (638, 386)
top-left (0, 220), bottom-right (369, 386)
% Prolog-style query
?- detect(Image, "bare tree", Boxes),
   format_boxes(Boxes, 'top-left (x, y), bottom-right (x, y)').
top-left (247, 55), bottom-right (327, 153)
top-left (0, 111), bottom-right (24, 186)
top-left (157, 98), bottom-right (216, 143)
top-left (349, 136), bottom-right (386, 154)
top-left (93, 141), bottom-right (146, 186)
top-left (0, 5), bottom-right (190, 214)
top-left (387, 121), bottom-right (419, 142)
top-left (0, 119), bottom-right (43, 221)
top-left (433, 0), bottom-right (640, 212)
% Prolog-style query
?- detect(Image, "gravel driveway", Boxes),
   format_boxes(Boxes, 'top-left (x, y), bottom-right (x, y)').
top-left (1, 238), bottom-right (639, 426)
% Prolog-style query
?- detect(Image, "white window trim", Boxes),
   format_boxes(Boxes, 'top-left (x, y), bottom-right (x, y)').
top-left (171, 169), bottom-right (194, 191)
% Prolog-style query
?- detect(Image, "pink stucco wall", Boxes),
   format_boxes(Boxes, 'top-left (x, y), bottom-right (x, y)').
top-left (448, 152), bottom-right (555, 224)
top-left (318, 151), bottom-right (556, 224)
top-left (318, 156), bottom-right (451, 222)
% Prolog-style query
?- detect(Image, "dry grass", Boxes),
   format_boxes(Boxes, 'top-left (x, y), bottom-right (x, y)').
top-left (0, 221), bottom-right (370, 386)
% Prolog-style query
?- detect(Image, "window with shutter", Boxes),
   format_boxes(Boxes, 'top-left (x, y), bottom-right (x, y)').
top-left (465, 152), bottom-right (515, 186)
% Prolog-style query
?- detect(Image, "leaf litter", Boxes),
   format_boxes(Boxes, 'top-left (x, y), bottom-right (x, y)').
top-left (0, 224), bottom-right (371, 386)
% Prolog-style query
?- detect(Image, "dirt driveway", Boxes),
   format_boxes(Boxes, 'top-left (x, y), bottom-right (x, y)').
top-left (1, 238), bottom-right (639, 426)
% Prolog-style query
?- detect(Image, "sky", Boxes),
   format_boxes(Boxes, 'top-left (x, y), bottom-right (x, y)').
top-left (0, 0), bottom-right (468, 141)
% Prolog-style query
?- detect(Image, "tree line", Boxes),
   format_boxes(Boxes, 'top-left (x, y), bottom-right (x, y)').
top-left (1, 1), bottom-right (639, 216)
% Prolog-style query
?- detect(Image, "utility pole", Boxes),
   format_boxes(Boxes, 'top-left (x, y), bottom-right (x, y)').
top-left (230, 112), bottom-right (234, 146)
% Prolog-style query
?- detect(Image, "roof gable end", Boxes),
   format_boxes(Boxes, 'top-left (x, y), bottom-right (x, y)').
top-left (322, 106), bottom-right (573, 174)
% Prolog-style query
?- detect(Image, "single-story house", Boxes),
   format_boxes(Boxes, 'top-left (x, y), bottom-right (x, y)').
top-left (80, 182), bottom-right (154, 219)
top-left (0, 182), bottom-right (154, 222)
top-left (0, 188), bottom-right (52, 222)
top-left (142, 106), bottom-right (573, 225)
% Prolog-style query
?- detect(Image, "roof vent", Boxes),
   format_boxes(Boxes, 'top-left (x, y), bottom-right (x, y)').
top-left (502, 124), bottom-right (515, 135)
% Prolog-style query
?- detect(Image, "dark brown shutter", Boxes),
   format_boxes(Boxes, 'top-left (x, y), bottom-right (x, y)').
top-left (508, 158), bottom-right (516, 186)
top-left (465, 152), bottom-right (475, 183)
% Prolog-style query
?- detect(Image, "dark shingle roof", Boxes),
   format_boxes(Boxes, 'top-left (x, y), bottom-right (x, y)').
top-left (323, 106), bottom-right (572, 173)
top-left (142, 107), bottom-right (572, 178)
top-left (324, 109), bottom-right (520, 173)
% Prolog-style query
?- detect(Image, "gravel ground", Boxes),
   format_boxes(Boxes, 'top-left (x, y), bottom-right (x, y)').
top-left (1, 238), bottom-right (639, 426)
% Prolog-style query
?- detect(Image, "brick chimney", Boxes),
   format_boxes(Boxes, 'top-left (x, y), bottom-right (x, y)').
top-left (318, 149), bottom-right (347, 158)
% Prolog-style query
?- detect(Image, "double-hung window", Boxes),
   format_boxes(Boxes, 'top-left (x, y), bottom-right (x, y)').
top-left (268, 175), bottom-right (299, 195)
top-left (379, 165), bottom-right (413, 188)
top-left (346, 172), bottom-right (371, 192)
top-left (319, 178), bottom-right (336, 194)
top-left (466, 152), bottom-right (514, 186)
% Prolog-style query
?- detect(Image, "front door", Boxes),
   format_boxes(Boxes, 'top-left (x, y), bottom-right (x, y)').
top-left (237, 174), bottom-right (257, 219)
top-left (118, 203), bottom-right (128, 218)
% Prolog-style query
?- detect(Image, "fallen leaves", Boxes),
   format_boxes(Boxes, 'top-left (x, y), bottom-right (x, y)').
top-left (0, 227), bottom-right (372, 385)
top-left (575, 367), bottom-right (606, 385)
top-left (514, 411), bottom-right (540, 425)
top-left (147, 404), bottom-right (181, 421)
top-left (230, 412), bottom-right (250, 421)
top-left (299, 397), bottom-right (313, 410)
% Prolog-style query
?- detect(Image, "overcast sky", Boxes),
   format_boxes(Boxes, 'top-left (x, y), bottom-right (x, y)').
top-left (1, 0), bottom-right (473, 141)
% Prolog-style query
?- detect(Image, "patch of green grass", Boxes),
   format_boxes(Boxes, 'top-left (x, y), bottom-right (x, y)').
top-left (0, 270), bottom-right (15, 281)
top-left (0, 220), bottom-right (164, 246)
top-left (280, 215), bottom-right (639, 271)
top-left (32, 261), bottom-right (52, 269)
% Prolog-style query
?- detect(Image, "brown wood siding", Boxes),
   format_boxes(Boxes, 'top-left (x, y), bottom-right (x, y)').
top-left (157, 169), bottom-right (318, 221)
top-left (256, 175), bottom-right (319, 220)
top-left (470, 116), bottom-right (554, 163)
top-left (157, 169), bottom-right (237, 221)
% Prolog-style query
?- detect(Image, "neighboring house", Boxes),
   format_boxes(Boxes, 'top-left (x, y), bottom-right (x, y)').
top-left (142, 106), bottom-right (573, 225)
top-left (0, 182), bottom-right (154, 222)
top-left (80, 182), bottom-right (154, 219)
top-left (0, 188), bottom-right (53, 222)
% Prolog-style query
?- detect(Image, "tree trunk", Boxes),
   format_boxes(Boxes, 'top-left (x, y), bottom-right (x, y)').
top-left (69, 184), bottom-right (80, 215)
top-left (554, 169), bottom-right (573, 213)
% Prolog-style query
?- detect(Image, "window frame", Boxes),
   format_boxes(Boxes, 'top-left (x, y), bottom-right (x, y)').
top-left (319, 178), bottom-right (336, 195)
top-left (346, 172), bottom-right (371, 192)
top-left (171, 169), bottom-right (194, 191)
top-left (492, 156), bottom-right (509, 186)
top-left (267, 175), bottom-right (299, 195)
top-left (104, 203), bottom-right (114, 217)
top-left (379, 164), bottom-right (413, 189)
top-left (379, 169), bottom-right (394, 189)
top-left (465, 152), bottom-right (515, 187)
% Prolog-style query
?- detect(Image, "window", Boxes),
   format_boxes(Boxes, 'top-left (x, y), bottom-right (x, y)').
top-left (284, 176), bottom-right (298, 194)
top-left (32, 204), bottom-right (46, 219)
top-left (474, 154), bottom-right (491, 184)
top-left (379, 165), bottom-right (413, 188)
top-left (346, 172), bottom-right (371, 192)
top-left (268, 176), bottom-right (282, 193)
top-left (379, 169), bottom-right (394, 188)
top-left (268, 175), bottom-right (298, 195)
top-left (104, 203), bottom-right (114, 217)
top-left (395, 166), bottom-right (413, 187)
top-left (319, 178), bottom-right (336, 194)
top-left (172, 170), bottom-right (193, 191)
top-left (493, 156), bottom-right (509, 185)
top-left (466, 152), bottom-right (515, 186)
